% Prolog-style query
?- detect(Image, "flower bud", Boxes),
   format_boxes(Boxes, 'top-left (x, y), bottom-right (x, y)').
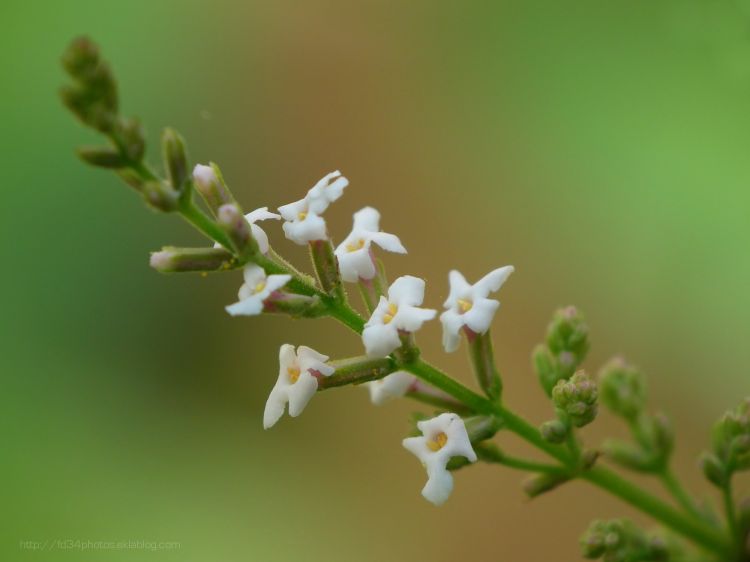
top-left (114, 117), bottom-right (145, 163)
top-left (149, 246), bottom-right (235, 273)
top-left (533, 344), bottom-right (559, 396)
top-left (580, 519), bottom-right (666, 561)
top-left (141, 180), bottom-right (179, 212)
top-left (552, 371), bottom-right (598, 428)
top-left (700, 452), bottom-right (727, 487)
top-left (602, 439), bottom-right (655, 472)
top-left (162, 128), bottom-right (188, 191)
top-left (598, 357), bottom-right (646, 420)
top-left (60, 38), bottom-right (118, 133)
top-left (217, 203), bottom-right (258, 256)
top-left (193, 163), bottom-right (237, 215)
top-left (463, 416), bottom-right (503, 443)
top-left (523, 471), bottom-right (571, 498)
top-left (540, 419), bottom-right (568, 444)
top-left (711, 398), bottom-right (750, 471)
top-left (76, 146), bottom-right (125, 169)
top-left (545, 306), bottom-right (590, 366)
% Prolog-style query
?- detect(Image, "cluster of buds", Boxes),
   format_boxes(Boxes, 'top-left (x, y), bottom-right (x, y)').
top-left (598, 359), bottom-right (674, 473)
top-left (533, 306), bottom-right (590, 395)
top-left (580, 519), bottom-right (669, 561)
top-left (702, 398), bottom-right (750, 488)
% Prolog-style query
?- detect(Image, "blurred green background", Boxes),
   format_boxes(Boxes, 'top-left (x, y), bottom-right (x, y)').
top-left (3, 0), bottom-right (749, 560)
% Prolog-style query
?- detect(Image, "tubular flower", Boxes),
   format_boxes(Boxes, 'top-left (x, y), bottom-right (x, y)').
top-left (367, 371), bottom-right (416, 405)
top-left (440, 266), bottom-right (514, 353)
top-left (225, 265), bottom-right (291, 316)
top-left (278, 171), bottom-right (349, 245)
top-left (402, 413), bottom-right (477, 505)
top-left (264, 344), bottom-right (335, 429)
top-left (362, 276), bottom-right (437, 357)
top-left (335, 207), bottom-right (406, 282)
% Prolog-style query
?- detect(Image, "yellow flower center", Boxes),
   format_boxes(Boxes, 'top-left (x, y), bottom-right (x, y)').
top-left (345, 238), bottom-right (366, 252)
top-left (457, 299), bottom-right (473, 313)
top-left (297, 211), bottom-right (308, 221)
top-left (253, 281), bottom-right (267, 294)
top-left (382, 303), bottom-right (398, 324)
top-left (427, 432), bottom-right (448, 452)
top-left (287, 366), bottom-right (301, 384)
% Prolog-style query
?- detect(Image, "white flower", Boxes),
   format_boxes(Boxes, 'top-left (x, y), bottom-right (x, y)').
top-left (362, 276), bottom-right (437, 357)
top-left (305, 170), bottom-right (349, 213)
top-left (440, 266), bottom-right (514, 353)
top-left (335, 207), bottom-right (407, 282)
top-left (367, 371), bottom-right (415, 405)
top-left (402, 413), bottom-right (477, 505)
top-left (212, 207), bottom-right (280, 254)
top-left (244, 207), bottom-right (281, 254)
top-left (278, 197), bottom-right (328, 244)
top-left (264, 344), bottom-right (335, 429)
top-left (278, 171), bottom-right (349, 245)
top-left (225, 265), bottom-right (291, 316)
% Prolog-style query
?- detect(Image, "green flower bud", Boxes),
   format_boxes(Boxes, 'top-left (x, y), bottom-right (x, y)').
top-left (598, 357), bottom-right (646, 420)
top-left (533, 344), bottom-right (560, 396)
top-left (463, 416), bottom-right (503, 443)
top-left (552, 371), bottom-right (598, 428)
top-left (523, 471), bottom-right (571, 499)
top-left (545, 306), bottom-right (590, 365)
top-left (193, 163), bottom-right (237, 215)
top-left (580, 519), bottom-right (666, 561)
top-left (217, 203), bottom-right (257, 256)
top-left (711, 398), bottom-right (750, 470)
top-left (141, 180), bottom-right (179, 212)
top-left (60, 38), bottom-right (118, 133)
top-left (149, 246), bottom-right (236, 273)
top-left (76, 146), bottom-right (125, 169)
top-left (700, 452), bottom-right (727, 488)
top-left (162, 128), bottom-right (188, 191)
top-left (602, 439), bottom-right (655, 472)
top-left (114, 117), bottom-right (145, 163)
top-left (540, 419), bottom-right (568, 444)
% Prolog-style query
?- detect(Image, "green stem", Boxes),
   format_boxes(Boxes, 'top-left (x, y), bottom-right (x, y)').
top-left (723, 479), bottom-right (739, 546)
top-left (405, 389), bottom-right (473, 416)
top-left (583, 466), bottom-right (729, 556)
top-left (403, 359), bottom-right (495, 415)
top-left (660, 467), bottom-right (707, 524)
top-left (319, 356), bottom-right (396, 389)
top-left (179, 199), bottom-right (233, 250)
top-left (475, 443), bottom-right (562, 474)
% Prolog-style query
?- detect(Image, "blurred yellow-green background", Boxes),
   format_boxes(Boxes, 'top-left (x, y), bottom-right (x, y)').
top-left (3, 1), bottom-right (750, 560)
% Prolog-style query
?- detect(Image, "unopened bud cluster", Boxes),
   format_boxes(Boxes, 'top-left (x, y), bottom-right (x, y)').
top-left (580, 519), bottom-right (668, 561)
top-left (533, 306), bottom-right (590, 396)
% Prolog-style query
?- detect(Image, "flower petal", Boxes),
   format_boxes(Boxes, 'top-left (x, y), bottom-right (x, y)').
top-left (245, 207), bottom-right (281, 223)
top-left (445, 270), bottom-right (471, 307)
top-left (352, 206), bottom-right (380, 231)
top-left (463, 298), bottom-right (500, 334)
top-left (388, 275), bottom-right (426, 306)
top-left (362, 323), bottom-right (401, 357)
top-left (287, 372), bottom-right (319, 417)
top-left (225, 296), bottom-right (264, 316)
top-left (473, 265), bottom-right (514, 298)
top-left (371, 232), bottom-right (406, 254)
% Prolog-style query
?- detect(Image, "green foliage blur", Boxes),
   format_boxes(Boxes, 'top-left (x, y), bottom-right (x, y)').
top-left (2, 1), bottom-right (749, 560)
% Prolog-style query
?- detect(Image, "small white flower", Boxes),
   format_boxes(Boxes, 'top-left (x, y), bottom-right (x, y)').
top-left (440, 266), bottom-right (514, 353)
top-left (244, 207), bottom-right (281, 254)
top-left (278, 197), bottom-right (328, 244)
top-left (305, 170), bottom-right (349, 213)
top-left (402, 413), bottom-right (477, 505)
top-left (278, 171), bottom-right (349, 245)
top-left (362, 276), bottom-right (437, 357)
top-left (225, 265), bottom-right (291, 317)
top-left (264, 344), bottom-right (335, 429)
top-left (335, 207), bottom-right (407, 282)
top-left (367, 371), bottom-right (416, 405)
